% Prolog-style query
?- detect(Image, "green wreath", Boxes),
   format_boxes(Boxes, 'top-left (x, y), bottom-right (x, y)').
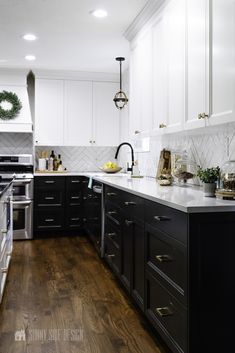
top-left (0, 90), bottom-right (22, 120)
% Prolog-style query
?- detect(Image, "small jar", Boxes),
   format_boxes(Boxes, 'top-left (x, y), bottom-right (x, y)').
top-left (221, 160), bottom-right (235, 191)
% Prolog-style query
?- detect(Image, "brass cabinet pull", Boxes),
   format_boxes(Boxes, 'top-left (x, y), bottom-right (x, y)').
top-left (45, 180), bottom-right (55, 184)
top-left (156, 306), bottom-right (173, 317)
top-left (156, 255), bottom-right (173, 263)
top-left (107, 232), bottom-right (116, 237)
top-left (107, 192), bottom-right (117, 196)
top-left (198, 113), bottom-right (203, 119)
top-left (71, 180), bottom-right (80, 183)
top-left (154, 216), bottom-right (171, 222)
top-left (71, 218), bottom-right (80, 221)
top-left (45, 219), bottom-right (54, 222)
top-left (71, 196), bottom-right (80, 199)
top-left (159, 123), bottom-right (167, 129)
top-left (198, 112), bottom-right (209, 120)
top-left (125, 220), bottom-right (134, 226)
top-left (45, 197), bottom-right (54, 200)
top-left (107, 254), bottom-right (115, 258)
top-left (124, 201), bottom-right (136, 206)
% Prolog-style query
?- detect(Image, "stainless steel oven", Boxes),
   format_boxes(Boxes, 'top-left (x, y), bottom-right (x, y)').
top-left (12, 199), bottom-right (33, 240)
top-left (0, 155), bottom-right (34, 240)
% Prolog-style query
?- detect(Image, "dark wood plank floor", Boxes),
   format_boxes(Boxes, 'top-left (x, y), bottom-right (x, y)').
top-left (0, 236), bottom-right (167, 353)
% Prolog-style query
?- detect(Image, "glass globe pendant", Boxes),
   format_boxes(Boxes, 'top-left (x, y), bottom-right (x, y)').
top-left (113, 57), bottom-right (128, 110)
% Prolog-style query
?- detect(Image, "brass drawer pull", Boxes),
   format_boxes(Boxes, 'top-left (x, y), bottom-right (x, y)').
top-left (154, 216), bottom-right (171, 222)
top-left (108, 211), bottom-right (117, 215)
top-left (71, 196), bottom-right (80, 199)
top-left (45, 197), bottom-right (55, 200)
top-left (125, 220), bottom-right (134, 226)
top-left (107, 192), bottom-right (117, 196)
top-left (45, 180), bottom-right (55, 184)
top-left (156, 255), bottom-right (173, 263)
top-left (156, 306), bottom-right (173, 317)
top-left (107, 254), bottom-right (115, 258)
top-left (124, 201), bottom-right (136, 206)
top-left (71, 180), bottom-right (80, 183)
top-left (159, 123), bottom-right (167, 129)
top-left (71, 218), bottom-right (80, 221)
top-left (107, 232), bottom-right (116, 237)
top-left (45, 218), bottom-right (54, 222)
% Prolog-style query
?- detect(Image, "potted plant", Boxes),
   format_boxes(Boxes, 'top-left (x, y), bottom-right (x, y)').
top-left (197, 166), bottom-right (220, 197)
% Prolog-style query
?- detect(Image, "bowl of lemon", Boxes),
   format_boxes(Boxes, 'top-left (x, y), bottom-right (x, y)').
top-left (100, 161), bottom-right (122, 173)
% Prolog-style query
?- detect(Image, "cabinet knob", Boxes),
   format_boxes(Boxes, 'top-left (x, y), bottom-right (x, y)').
top-left (134, 130), bottom-right (141, 134)
top-left (159, 123), bottom-right (167, 129)
top-left (93, 141), bottom-right (96, 144)
top-left (89, 140), bottom-right (92, 143)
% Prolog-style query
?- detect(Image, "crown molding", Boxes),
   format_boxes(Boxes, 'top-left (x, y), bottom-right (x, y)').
top-left (124, 0), bottom-right (166, 42)
top-left (32, 69), bottom-right (119, 82)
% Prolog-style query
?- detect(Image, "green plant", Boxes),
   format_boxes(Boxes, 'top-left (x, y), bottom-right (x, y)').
top-left (197, 166), bottom-right (220, 183)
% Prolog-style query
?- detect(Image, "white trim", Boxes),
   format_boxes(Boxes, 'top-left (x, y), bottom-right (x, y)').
top-left (33, 69), bottom-right (119, 82)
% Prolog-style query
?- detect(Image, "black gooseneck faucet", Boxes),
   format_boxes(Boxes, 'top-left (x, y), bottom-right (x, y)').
top-left (115, 142), bottom-right (135, 172)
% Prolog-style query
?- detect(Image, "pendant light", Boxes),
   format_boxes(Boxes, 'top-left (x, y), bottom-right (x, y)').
top-left (113, 57), bottom-right (128, 110)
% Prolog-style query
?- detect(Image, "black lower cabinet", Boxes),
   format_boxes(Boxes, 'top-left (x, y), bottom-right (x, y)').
top-left (145, 271), bottom-right (187, 353)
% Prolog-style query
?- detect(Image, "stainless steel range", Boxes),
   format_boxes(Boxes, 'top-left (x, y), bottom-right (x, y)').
top-left (0, 155), bottom-right (34, 240)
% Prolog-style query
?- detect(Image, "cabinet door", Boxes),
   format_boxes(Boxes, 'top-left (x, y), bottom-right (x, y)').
top-left (64, 80), bottom-right (93, 146)
top-left (152, 13), bottom-right (168, 134)
top-left (208, 0), bottom-right (235, 126)
top-left (93, 82), bottom-right (120, 146)
top-left (185, 0), bottom-right (208, 130)
top-left (129, 29), bottom-right (153, 137)
top-left (35, 79), bottom-right (64, 145)
top-left (165, 0), bottom-right (185, 133)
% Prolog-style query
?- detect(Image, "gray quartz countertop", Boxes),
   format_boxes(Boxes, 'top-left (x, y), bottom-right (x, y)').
top-left (34, 171), bottom-right (235, 213)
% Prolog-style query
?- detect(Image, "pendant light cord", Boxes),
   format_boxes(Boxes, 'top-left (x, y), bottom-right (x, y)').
top-left (120, 60), bottom-right (122, 91)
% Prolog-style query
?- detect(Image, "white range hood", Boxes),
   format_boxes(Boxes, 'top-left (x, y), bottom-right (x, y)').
top-left (0, 69), bottom-right (33, 133)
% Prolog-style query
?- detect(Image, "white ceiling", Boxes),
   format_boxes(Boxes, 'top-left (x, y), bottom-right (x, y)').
top-left (0, 0), bottom-right (147, 73)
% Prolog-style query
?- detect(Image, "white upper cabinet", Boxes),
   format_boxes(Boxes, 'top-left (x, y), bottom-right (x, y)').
top-left (207, 0), bottom-right (235, 126)
top-left (129, 28), bottom-right (152, 138)
top-left (35, 79), bottom-right (64, 145)
top-left (64, 80), bottom-right (93, 146)
top-left (35, 76), bottom-right (120, 146)
top-left (185, 0), bottom-right (209, 130)
top-left (165, 0), bottom-right (185, 133)
top-left (152, 13), bottom-right (167, 134)
top-left (153, 0), bottom-right (185, 134)
top-left (93, 81), bottom-right (120, 146)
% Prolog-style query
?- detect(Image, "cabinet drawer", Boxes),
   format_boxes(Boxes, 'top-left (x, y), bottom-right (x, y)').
top-left (34, 209), bottom-right (64, 230)
top-left (66, 208), bottom-right (82, 228)
top-left (105, 218), bottom-right (121, 248)
top-left (146, 272), bottom-right (187, 353)
top-left (121, 193), bottom-right (143, 220)
top-left (67, 191), bottom-right (82, 206)
top-left (104, 236), bottom-right (121, 275)
top-left (105, 186), bottom-right (121, 206)
top-left (146, 224), bottom-right (187, 301)
top-left (145, 200), bottom-right (188, 245)
top-left (66, 176), bottom-right (82, 190)
top-left (106, 202), bottom-right (121, 226)
top-left (35, 190), bottom-right (64, 207)
top-left (34, 176), bottom-right (65, 189)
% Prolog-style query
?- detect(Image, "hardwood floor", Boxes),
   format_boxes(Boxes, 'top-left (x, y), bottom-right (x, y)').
top-left (0, 236), bottom-right (168, 353)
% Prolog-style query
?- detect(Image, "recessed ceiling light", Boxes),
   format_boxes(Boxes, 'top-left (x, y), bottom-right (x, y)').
top-left (25, 55), bottom-right (36, 61)
top-left (90, 9), bottom-right (108, 18)
top-left (23, 33), bottom-right (37, 41)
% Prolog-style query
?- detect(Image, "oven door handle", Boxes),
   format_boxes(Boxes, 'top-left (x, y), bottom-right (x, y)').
top-left (13, 179), bottom-right (32, 185)
top-left (13, 200), bottom-right (32, 206)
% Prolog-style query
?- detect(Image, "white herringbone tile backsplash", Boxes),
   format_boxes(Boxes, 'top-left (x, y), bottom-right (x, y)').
top-left (36, 146), bottom-right (117, 171)
top-left (0, 133), bottom-right (33, 154)
top-left (125, 123), bottom-right (235, 180)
